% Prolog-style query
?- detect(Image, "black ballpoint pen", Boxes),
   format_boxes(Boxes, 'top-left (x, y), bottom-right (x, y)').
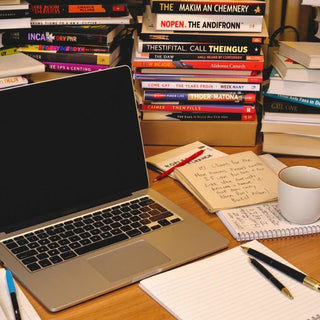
top-left (249, 257), bottom-right (294, 299)
top-left (242, 246), bottom-right (320, 291)
top-left (5, 269), bottom-right (21, 320)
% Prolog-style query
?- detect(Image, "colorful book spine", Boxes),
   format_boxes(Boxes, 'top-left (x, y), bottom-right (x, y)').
top-left (263, 90), bottom-right (320, 109)
top-left (0, 75), bottom-right (28, 88)
top-left (263, 96), bottom-right (320, 114)
top-left (22, 49), bottom-right (116, 65)
top-left (134, 74), bottom-right (263, 83)
top-left (0, 46), bottom-right (18, 56)
top-left (19, 44), bottom-right (112, 53)
top-left (140, 111), bottom-right (256, 121)
top-left (132, 58), bottom-right (264, 70)
top-left (30, 3), bottom-right (128, 18)
top-left (3, 25), bottom-right (120, 46)
top-left (137, 41), bottom-right (261, 55)
top-left (135, 52), bottom-right (262, 61)
top-left (139, 31), bottom-right (265, 44)
top-left (155, 13), bottom-right (263, 32)
top-left (42, 61), bottom-right (109, 72)
top-left (141, 104), bottom-right (256, 113)
top-left (141, 81), bottom-right (260, 91)
top-left (143, 91), bottom-right (256, 103)
top-left (150, 0), bottom-right (266, 15)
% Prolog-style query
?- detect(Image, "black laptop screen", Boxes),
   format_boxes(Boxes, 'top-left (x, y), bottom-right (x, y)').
top-left (0, 66), bottom-right (149, 232)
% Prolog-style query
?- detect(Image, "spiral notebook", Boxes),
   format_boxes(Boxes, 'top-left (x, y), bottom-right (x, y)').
top-left (216, 201), bottom-right (320, 241)
top-left (139, 240), bottom-right (320, 320)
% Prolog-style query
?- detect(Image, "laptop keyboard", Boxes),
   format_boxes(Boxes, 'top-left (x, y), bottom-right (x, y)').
top-left (2, 197), bottom-right (182, 272)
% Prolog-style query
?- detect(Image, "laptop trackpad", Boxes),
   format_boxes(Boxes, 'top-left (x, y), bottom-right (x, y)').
top-left (87, 240), bottom-right (170, 283)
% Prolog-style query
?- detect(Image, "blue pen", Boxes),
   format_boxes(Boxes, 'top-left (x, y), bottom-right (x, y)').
top-left (5, 269), bottom-right (21, 320)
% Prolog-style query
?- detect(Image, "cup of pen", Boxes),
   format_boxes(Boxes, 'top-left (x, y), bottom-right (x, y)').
top-left (278, 166), bottom-right (320, 224)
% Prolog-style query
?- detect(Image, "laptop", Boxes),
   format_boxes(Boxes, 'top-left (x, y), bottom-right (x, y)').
top-left (0, 66), bottom-right (229, 312)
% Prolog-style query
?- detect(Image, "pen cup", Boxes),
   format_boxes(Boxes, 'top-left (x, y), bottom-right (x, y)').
top-left (278, 166), bottom-right (320, 224)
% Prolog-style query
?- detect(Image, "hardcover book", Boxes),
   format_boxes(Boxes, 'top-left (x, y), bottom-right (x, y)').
top-left (0, 1), bottom-right (30, 19)
top-left (150, 0), bottom-right (266, 15)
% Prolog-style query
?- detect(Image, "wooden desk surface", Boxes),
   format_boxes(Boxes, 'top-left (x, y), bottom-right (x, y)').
top-left (19, 145), bottom-right (320, 319)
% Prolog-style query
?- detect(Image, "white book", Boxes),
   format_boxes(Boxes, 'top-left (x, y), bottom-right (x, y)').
top-left (272, 51), bottom-right (320, 83)
top-left (155, 12), bottom-right (263, 32)
top-left (267, 68), bottom-right (320, 99)
top-left (279, 41), bottom-right (320, 69)
top-left (0, 75), bottom-right (28, 89)
top-left (0, 17), bottom-right (30, 29)
top-left (141, 80), bottom-right (260, 91)
top-left (0, 53), bottom-right (45, 78)
top-left (140, 240), bottom-right (320, 320)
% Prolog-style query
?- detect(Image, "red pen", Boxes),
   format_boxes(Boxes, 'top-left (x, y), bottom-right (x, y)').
top-left (153, 149), bottom-right (205, 182)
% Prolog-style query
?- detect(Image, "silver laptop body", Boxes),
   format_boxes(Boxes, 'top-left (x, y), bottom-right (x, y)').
top-left (0, 66), bottom-right (229, 312)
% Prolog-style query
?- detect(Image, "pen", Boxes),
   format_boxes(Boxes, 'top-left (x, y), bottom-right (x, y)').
top-left (5, 269), bottom-right (21, 320)
top-left (241, 246), bottom-right (320, 291)
top-left (153, 149), bottom-right (205, 182)
top-left (248, 257), bottom-right (294, 299)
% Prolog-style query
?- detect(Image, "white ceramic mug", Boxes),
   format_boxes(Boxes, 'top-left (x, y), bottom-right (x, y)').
top-left (278, 166), bottom-right (320, 224)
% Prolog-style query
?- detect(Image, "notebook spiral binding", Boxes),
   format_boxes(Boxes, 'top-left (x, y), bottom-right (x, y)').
top-left (308, 314), bottom-right (320, 320)
top-left (237, 225), bottom-right (320, 241)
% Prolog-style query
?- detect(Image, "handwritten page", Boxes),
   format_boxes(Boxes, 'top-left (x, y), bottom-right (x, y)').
top-left (174, 151), bottom-right (278, 213)
top-left (0, 269), bottom-right (41, 320)
top-left (140, 240), bottom-right (320, 320)
top-left (146, 141), bottom-right (226, 179)
top-left (216, 201), bottom-right (320, 241)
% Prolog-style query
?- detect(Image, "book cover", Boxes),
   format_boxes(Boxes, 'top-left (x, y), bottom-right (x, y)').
top-left (0, 52), bottom-right (45, 77)
top-left (132, 55), bottom-right (264, 70)
top-left (20, 44), bottom-right (120, 65)
top-left (272, 51), bottom-right (320, 82)
top-left (42, 60), bottom-right (110, 72)
top-left (30, 14), bottom-right (132, 25)
top-left (140, 111), bottom-right (256, 121)
top-left (137, 39), bottom-right (261, 55)
top-left (263, 95), bottom-right (320, 114)
top-left (263, 89), bottom-right (320, 109)
top-left (141, 80), bottom-right (260, 91)
top-left (0, 75), bottom-right (29, 88)
top-left (279, 41), bottom-right (320, 69)
top-left (18, 44), bottom-right (113, 53)
top-left (155, 12), bottom-right (263, 32)
top-left (143, 90), bottom-right (256, 103)
top-left (134, 72), bottom-right (263, 83)
top-left (141, 103), bottom-right (256, 113)
top-left (3, 24), bottom-right (124, 46)
top-left (150, 0), bottom-right (266, 15)
top-left (140, 5), bottom-right (268, 42)
top-left (30, 3), bottom-right (128, 18)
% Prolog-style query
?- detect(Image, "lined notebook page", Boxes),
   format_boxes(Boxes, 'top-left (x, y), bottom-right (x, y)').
top-left (140, 240), bottom-right (320, 320)
top-left (0, 269), bottom-right (41, 320)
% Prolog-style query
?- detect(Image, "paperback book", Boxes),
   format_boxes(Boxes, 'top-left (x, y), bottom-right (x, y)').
top-left (140, 5), bottom-right (268, 42)
top-left (0, 1), bottom-right (30, 19)
top-left (154, 12), bottom-right (263, 32)
top-left (143, 91), bottom-right (257, 103)
top-left (42, 60), bottom-right (111, 72)
top-left (150, 0), bottom-right (266, 15)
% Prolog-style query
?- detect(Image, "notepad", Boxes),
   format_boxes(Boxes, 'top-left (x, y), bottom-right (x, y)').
top-left (174, 151), bottom-right (278, 213)
top-left (0, 269), bottom-right (41, 320)
top-left (139, 240), bottom-right (320, 320)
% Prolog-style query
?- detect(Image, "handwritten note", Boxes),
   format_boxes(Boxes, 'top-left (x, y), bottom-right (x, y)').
top-left (174, 151), bottom-right (278, 212)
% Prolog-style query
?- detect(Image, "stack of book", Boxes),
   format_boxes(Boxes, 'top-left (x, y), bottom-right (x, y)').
top-left (132, 0), bottom-right (268, 146)
top-left (261, 41), bottom-right (320, 157)
top-left (0, 0), bottom-right (132, 74)
top-left (0, 0), bottom-right (45, 89)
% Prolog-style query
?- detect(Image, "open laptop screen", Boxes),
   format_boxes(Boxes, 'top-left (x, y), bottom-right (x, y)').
top-left (0, 66), bottom-right (148, 232)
